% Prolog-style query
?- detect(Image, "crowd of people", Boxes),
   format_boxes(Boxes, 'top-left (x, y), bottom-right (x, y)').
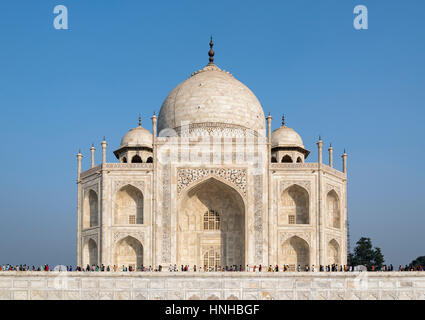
top-left (1, 263), bottom-right (424, 272)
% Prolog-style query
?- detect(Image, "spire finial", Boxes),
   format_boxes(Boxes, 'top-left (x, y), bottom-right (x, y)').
top-left (282, 114), bottom-right (285, 126)
top-left (208, 36), bottom-right (215, 65)
top-left (138, 114), bottom-right (142, 127)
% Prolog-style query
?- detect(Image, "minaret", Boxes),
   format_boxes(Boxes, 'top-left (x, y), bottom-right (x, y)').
top-left (328, 144), bottom-right (333, 168)
top-left (77, 150), bottom-right (83, 181)
top-left (90, 144), bottom-right (96, 168)
top-left (317, 136), bottom-right (323, 165)
top-left (317, 136), bottom-right (324, 266)
top-left (342, 149), bottom-right (348, 174)
top-left (151, 111), bottom-right (157, 138)
top-left (101, 137), bottom-right (107, 164)
top-left (151, 111), bottom-right (157, 267)
top-left (266, 113), bottom-right (272, 144)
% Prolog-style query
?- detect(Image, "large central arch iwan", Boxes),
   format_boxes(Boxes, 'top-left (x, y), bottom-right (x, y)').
top-left (177, 177), bottom-right (245, 268)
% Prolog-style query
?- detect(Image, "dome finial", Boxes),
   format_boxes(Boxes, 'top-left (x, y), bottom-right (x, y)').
top-left (208, 35), bottom-right (215, 65)
top-left (138, 114), bottom-right (142, 127)
top-left (282, 114), bottom-right (285, 126)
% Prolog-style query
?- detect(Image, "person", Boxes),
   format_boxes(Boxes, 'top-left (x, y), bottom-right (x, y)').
top-left (297, 265), bottom-right (301, 272)
top-left (259, 265), bottom-right (262, 272)
top-left (194, 265), bottom-right (197, 272)
top-left (312, 265), bottom-right (316, 272)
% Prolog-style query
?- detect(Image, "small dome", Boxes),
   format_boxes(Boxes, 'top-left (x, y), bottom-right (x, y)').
top-left (120, 126), bottom-right (153, 148)
top-left (272, 125), bottom-right (304, 148)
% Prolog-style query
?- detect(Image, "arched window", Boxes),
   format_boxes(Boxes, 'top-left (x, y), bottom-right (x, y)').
top-left (114, 236), bottom-right (143, 270)
top-left (131, 155), bottom-right (143, 163)
top-left (271, 156), bottom-right (277, 163)
top-left (84, 239), bottom-right (98, 266)
top-left (296, 157), bottom-right (302, 163)
top-left (122, 157), bottom-right (127, 163)
top-left (327, 239), bottom-right (340, 265)
top-left (114, 185), bottom-right (144, 225)
top-left (83, 190), bottom-right (98, 228)
top-left (280, 236), bottom-right (310, 271)
top-left (281, 155), bottom-right (293, 163)
top-left (326, 190), bottom-right (340, 228)
top-left (280, 185), bottom-right (309, 224)
top-left (146, 157), bottom-right (153, 163)
top-left (203, 249), bottom-right (220, 269)
top-left (203, 210), bottom-right (220, 230)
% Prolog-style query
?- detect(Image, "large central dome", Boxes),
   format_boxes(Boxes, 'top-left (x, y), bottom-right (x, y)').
top-left (157, 43), bottom-right (266, 137)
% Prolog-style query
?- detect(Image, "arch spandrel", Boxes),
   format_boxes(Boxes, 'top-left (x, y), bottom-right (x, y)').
top-left (177, 168), bottom-right (247, 200)
top-left (279, 232), bottom-right (312, 247)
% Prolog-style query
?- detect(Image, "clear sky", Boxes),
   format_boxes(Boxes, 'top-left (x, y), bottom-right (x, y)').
top-left (0, 0), bottom-right (424, 267)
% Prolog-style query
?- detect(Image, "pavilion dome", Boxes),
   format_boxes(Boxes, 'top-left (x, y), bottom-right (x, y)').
top-left (120, 122), bottom-right (153, 149)
top-left (271, 121), bottom-right (304, 148)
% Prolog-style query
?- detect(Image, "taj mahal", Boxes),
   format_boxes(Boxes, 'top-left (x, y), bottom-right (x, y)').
top-left (76, 39), bottom-right (348, 272)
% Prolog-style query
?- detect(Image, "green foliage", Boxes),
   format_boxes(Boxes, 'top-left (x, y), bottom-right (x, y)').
top-left (409, 256), bottom-right (425, 268)
top-left (350, 237), bottom-right (385, 270)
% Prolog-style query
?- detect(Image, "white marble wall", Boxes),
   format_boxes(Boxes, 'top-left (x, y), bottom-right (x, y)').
top-left (1, 272), bottom-right (424, 300)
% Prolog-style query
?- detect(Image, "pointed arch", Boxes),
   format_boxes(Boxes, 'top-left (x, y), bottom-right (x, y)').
top-left (114, 236), bottom-right (143, 270)
top-left (83, 238), bottom-right (98, 266)
top-left (280, 236), bottom-right (310, 271)
top-left (178, 177), bottom-right (245, 267)
top-left (114, 185), bottom-right (144, 225)
top-left (146, 156), bottom-right (153, 163)
top-left (327, 190), bottom-right (340, 228)
top-left (327, 239), bottom-right (340, 265)
top-left (131, 155), bottom-right (143, 163)
top-left (296, 157), bottom-right (303, 163)
top-left (280, 185), bottom-right (309, 224)
top-left (83, 189), bottom-right (98, 228)
top-left (281, 155), bottom-right (293, 163)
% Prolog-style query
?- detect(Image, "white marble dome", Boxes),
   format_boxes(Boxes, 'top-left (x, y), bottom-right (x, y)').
top-left (120, 125), bottom-right (153, 148)
top-left (157, 64), bottom-right (266, 136)
top-left (271, 125), bottom-right (304, 148)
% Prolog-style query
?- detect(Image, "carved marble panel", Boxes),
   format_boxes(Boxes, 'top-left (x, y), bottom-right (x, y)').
top-left (177, 168), bottom-right (247, 196)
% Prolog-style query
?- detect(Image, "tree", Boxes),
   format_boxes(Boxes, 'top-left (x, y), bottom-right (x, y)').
top-left (350, 237), bottom-right (385, 270)
top-left (408, 256), bottom-right (425, 269)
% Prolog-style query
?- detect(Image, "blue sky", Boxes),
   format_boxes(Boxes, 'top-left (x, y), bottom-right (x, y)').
top-left (0, 0), bottom-right (424, 267)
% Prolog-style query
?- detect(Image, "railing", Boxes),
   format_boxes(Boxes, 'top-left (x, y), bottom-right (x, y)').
top-left (270, 163), bottom-right (318, 169)
top-left (270, 163), bottom-right (346, 178)
top-left (103, 163), bottom-right (153, 169)
top-left (80, 163), bottom-right (153, 179)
